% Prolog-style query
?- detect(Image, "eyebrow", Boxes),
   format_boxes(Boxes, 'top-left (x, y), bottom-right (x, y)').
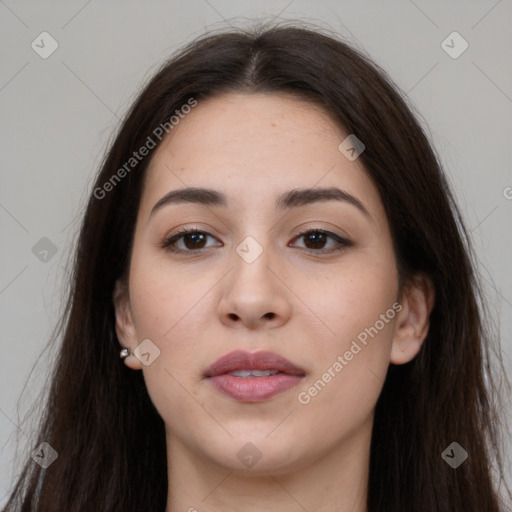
top-left (149, 186), bottom-right (370, 218)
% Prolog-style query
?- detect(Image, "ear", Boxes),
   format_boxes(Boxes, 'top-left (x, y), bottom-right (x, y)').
top-left (113, 279), bottom-right (142, 370)
top-left (390, 274), bottom-right (435, 365)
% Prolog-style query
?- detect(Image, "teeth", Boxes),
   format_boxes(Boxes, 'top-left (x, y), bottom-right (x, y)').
top-left (228, 369), bottom-right (279, 378)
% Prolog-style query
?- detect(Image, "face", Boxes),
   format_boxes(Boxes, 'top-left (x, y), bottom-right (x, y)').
top-left (114, 92), bottom-right (422, 474)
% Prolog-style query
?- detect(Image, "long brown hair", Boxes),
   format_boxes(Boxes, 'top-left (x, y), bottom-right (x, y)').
top-left (4, 22), bottom-right (511, 511)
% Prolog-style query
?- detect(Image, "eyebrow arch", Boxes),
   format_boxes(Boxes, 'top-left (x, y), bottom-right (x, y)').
top-left (149, 186), bottom-right (370, 218)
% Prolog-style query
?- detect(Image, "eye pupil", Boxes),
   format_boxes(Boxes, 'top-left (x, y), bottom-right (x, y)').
top-left (304, 231), bottom-right (327, 249)
top-left (184, 232), bottom-right (207, 249)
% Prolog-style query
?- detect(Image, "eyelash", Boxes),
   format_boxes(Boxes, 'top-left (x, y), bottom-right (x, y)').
top-left (160, 227), bottom-right (352, 255)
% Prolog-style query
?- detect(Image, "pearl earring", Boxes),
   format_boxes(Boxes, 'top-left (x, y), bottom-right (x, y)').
top-left (119, 347), bottom-right (131, 360)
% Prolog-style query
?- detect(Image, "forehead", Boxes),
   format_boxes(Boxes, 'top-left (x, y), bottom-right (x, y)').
top-left (139, 93), bottom-right (382, 219)
top-left (150, 92), bottom-right (343, 164)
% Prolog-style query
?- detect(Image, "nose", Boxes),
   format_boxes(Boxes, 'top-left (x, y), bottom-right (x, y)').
top-left (217, 244), bottom-right (292, 331)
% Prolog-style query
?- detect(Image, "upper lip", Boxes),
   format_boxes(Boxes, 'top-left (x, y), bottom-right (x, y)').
top-left (204, 350), bottom-right (306, 377)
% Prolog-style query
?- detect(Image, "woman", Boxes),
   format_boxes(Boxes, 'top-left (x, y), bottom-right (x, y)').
top-left (4, 22), bottom-right (511, 511)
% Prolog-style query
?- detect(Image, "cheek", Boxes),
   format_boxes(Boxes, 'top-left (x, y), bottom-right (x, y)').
top-left (128, 248), bottom-right (214, 340)
top-left (127, 252), bottom-right (216, 407)
top-left (293, 249), bottom-right (399, 405)
top-left (295, 249), bottom-right (399, 348)
top-left (127, 260), bottom-right (211, 426)
top-left (294, 295), bottom-right (397, 444)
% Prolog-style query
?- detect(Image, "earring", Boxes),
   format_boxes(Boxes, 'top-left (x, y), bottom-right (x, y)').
top-left (120, 347), bottom-right (131, 360)
top-left (119, 346), bottom-right (142, 370)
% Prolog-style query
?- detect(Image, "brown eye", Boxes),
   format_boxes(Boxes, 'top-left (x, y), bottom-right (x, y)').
top-left (180, 232), bottom-right (208, 250)
top-left (291, 229), bottom-right (351, 253)
top-left (161, 229), bottom-right (220, 252)
top-left (161, 228), bottom-right (350, 255)
top-left (303, 231), bottom-right (328, 249)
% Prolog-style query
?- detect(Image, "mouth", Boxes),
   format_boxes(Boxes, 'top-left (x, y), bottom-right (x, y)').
top-left (204, 350), bottom-right (306, 402)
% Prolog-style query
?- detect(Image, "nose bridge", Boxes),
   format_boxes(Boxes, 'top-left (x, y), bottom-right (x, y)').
top-left (235, 232), bottom-right (268, 266)
top-left (230, 231), bottom-right (275, 292)
top-left (227, 203), bottom-right (275, 268)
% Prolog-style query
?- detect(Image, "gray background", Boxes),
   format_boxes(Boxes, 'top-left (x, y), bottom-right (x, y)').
top-left (1, 0), bottom-right (511, 502)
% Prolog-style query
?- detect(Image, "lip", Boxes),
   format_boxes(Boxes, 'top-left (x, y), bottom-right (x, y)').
top-left (204, 350), bottom-right (306, 402)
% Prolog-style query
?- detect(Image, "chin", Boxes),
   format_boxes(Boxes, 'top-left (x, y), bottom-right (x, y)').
top-left (202, 434), bottom-right (313, 475)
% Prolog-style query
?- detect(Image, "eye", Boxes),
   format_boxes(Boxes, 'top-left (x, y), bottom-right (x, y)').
top-left (160, 228), bottom-right (351, 254)
top-left (290, 229), bottom-right (351, 253)
top-left (160, 228), bottom-right (221, 252)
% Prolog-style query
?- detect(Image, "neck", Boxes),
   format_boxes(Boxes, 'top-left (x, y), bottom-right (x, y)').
top-left (164, 419), bottom-right (372, 512)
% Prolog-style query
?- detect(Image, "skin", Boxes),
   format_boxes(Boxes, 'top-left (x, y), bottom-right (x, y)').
top-left (113, 93), bottom-right (435, 512)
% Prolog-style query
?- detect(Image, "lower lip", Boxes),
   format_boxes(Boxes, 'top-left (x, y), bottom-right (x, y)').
top-left (208, 373), bottom-right (304, 402)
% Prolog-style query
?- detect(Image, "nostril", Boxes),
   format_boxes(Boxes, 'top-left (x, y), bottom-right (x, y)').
top-left (264, 312), bottom-right (275, 319)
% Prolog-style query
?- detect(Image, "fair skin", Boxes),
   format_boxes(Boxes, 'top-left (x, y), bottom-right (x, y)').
top-left (113, 93), bottom-right (434, 512)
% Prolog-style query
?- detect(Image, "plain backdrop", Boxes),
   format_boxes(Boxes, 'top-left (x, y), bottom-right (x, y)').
top-left (1, 0), bottom-right (511, 502)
